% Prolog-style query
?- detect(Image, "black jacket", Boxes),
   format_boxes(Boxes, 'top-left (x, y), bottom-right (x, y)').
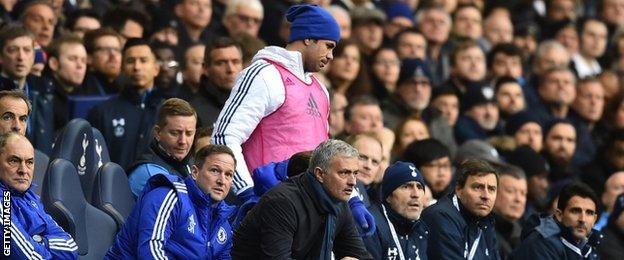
top-left (232, 172), bottom-right (372, 259)
top-left (186, 75), bottom-right (231, 127)
top-left (494, 214), bottom-right (522, 259)
top-left (0, 75), bottom-right (54, 154)
top-left (87, 86), bottom-right (165, 169)
top-left (128, 139), bottom-right (192, 178)
top-left (363, 203), bottom-right (428, 260)
top-left (421, 194), bottom-right (500, 260)
top-left (598, 222), bottom-right (624, 259)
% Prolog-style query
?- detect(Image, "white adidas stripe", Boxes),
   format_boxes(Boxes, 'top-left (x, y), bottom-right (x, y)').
top-left (149, 190), bottom-right (178, 260)
top-left (10, 224), bottom-right (43, 260)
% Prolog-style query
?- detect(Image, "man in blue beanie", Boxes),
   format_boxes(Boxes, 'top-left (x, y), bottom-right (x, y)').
top-left (212, 4), bottom-right (376, 237)
top-left (363, 161), bottom-right (429, 260)
top-left (212, 4), bottom-right (339, 200)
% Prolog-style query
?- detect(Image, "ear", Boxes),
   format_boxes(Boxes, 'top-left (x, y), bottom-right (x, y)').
top-left (48, 57), bottom-right (59, 72)
top-left (153, 125), bottom-right (161, 141)
top-left (314, 167), bottom-right (324, 183)
top-left (191, 165), bottom-right (199, 180)
top-left (554, 208), bottom-right (563, 222)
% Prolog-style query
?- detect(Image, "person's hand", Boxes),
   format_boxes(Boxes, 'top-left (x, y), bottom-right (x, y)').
top-left (348, 197), bottom-right (376, 237)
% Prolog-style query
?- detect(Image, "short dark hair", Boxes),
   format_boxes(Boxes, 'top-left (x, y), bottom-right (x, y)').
top-left (494, 76), bottom-right (520, 93)
top-left (455, 159), bottom-right (498, 188)
top-left (204, 37), bottom-right (242, 65)
top-left (46, 35), bottom-right (84, 59)
top-left (287, 151), bottom-right (313, 177)
top-left (557, 182), bottom-right (599, 212)
top-left (487, 43), bottom-right (522, 69)
top-left (452, 3), bottom-right (481, 21)
top-left (194, 126), bottom-right (213, 143)
top-left (20, 1), bottom-right (54, 22)
top-left (0, 90), bottom-right (31, 115)
top-left (394, 28), bottom-right (423, 48)
top-left (402, 138), bottom-right (450, 168)
top-left (65, 8), bottom-right (101, 31)
top-left (123, 37), bottom-right (151, 54)
top-left (194, 144), bottom-right (236, 168)
top-left (344, 95), bottom-right (380, 121)
top-left (83, 27), bottom-right (121, 54)
top-left (102, 7), bottom-right (150, 36)
top-left (155, 98), bottom-right (197, 128)
top-left (182, 43), bottom-right (205, 70)
top-left (0, 25), bottom-right (34, 51)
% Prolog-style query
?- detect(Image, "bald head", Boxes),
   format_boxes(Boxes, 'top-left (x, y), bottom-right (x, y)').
top-left (0, 132), bottom-right (34, 193)
top-left (603, 171), bottom-right (624, 212)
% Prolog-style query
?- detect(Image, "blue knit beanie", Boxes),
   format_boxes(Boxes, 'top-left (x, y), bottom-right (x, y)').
top-left (382, 161), bottom-right (426, 199)
top-left (286, 4), bottom-right (341, 44)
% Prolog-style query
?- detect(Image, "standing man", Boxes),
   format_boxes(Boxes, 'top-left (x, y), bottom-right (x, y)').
top-left (421, 159), bottom-right (500, 259)
top-left (0, 132), bottom-right (77, 259)
top-left (364, 161), bottom-right (429, 260)
top-left (232, 140), bottom-right (372, 259)
top-left (106, 144), bottom-right (236, 259)
top-left (511, 182), bottom-right (601, 259)
top-left (212, 4), bottom-right (339, 202)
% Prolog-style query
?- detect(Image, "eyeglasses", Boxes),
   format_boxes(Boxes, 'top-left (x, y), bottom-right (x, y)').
top-left (235, 14), bottom-right (262, 25)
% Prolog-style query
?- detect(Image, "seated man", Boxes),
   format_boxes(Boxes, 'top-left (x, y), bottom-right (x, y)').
top-left (421, 158), bottom-right (500, 259)
top-left (106, 144), bottom-right (237, 258)
top-left (127, 98), bottom-right (196, 197)
top-left (511, 182), bottom-right (601, 259)
top-left (232, 139), bottom-right (372, 259)
top-left (364, 161), bottom-right (428, 260)
top-left (0, 132), bottom-right (77, 259)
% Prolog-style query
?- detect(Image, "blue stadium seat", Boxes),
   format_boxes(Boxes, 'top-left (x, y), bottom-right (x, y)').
top-left (42, 159), bottom-right (117, 260)
top-left (32, 149), bottom-right (49, 196)
top-left (67, 95), bottom-right (114, 120)
top-left (51, 119), bottom-right (100, 201)
top-left (92, 162), bottom-right (135, 229)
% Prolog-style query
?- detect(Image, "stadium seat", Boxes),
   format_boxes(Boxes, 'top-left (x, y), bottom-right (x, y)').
top-left (42, 159), bottom-right (117, 260)
top-left (32, 149), bottom-right (49, 196)
top-left (67, 95), bottom-right (114, 120)
top-left (92, 162), bottom-right (136, 229)
top-left (51, 119), bottom-right (100, 201)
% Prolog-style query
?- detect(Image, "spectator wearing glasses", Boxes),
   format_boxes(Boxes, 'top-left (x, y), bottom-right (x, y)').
top-left (222, 0), bottom-right (264, 38)
top-left (82, 28), bottom-right (123, 95)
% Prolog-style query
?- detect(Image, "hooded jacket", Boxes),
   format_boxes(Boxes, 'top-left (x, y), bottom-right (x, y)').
top-left (211, 46), bottom-right (330, 196)
top-left (510, 215), bottom-right (601, 260)
top-left (106, 174), bottom-right (236, 259)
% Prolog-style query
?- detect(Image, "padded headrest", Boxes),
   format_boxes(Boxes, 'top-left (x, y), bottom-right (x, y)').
top-left (92, 162), bottom-right (135, 229)
top-left (91, 127), bottom-right (110, 168)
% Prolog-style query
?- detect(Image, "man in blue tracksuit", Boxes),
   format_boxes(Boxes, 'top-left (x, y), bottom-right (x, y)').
top-left (364, 161), bottom-right (429, 260)
top-left (510, 182), bottom-right (602, 260)
top-left (106, 144), bottom-right (237, 259)
top-left (0, 133), bottom-right (77, 259)
top-left (421, 158), bottom-right (500, 260)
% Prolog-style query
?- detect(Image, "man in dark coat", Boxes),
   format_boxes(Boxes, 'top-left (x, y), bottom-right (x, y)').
top-left (87, 38), bottom-right (166, 169)
top-left (421, 159), bottom-right (500, 260)
top-left (599, 193), bottom-right (624, 259)
top-left (232, 139), bottom-right (372, 259)
top-left (511, 182), bottom-right (602, 260)
top-left (364, 161), bottom-right (429, 260)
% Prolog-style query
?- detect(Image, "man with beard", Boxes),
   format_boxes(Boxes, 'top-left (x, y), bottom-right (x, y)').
top-left (511, 182), bottom-right (601, 259)
top-left (364, 161), bottom-right (429, 260)
top-left (455, 85), bottom-right (504, 144)
top-left (382, 58), bottom-right (432, 129)
top-left (422, 159), bottom-right (500, 259)
top-left (541, 119), bottom-right (580, 190)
